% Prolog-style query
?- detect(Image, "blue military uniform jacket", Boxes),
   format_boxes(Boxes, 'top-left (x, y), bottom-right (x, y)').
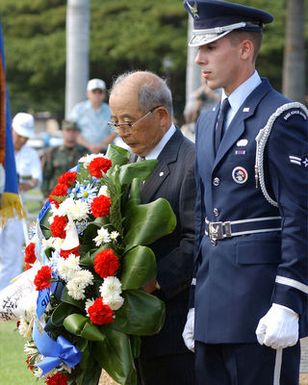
top-left (194, 78), bottom-right (308, 343)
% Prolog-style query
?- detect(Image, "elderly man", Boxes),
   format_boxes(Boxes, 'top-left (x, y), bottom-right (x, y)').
top-left (182, 1), bottom-right (308, 385)
top-left (69, 78), bottom-right (116, 154)
top-left (109, 71), bottom-right (196, 385)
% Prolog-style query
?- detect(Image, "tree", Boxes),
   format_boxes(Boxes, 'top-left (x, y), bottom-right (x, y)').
top-left (282, 0), bottom-right (306, 103)
top-left (0, 0), bottom-right (307, 122)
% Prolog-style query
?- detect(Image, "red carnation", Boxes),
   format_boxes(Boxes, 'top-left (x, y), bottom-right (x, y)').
top-left (60, 245), bottom-right (80, 259)
top-left (34, 265), bottom-right (52, 291)
top-left (94, 248), bottom-right (120, 278)
top-left (58, 171), bottom-right (77, 187)
top-left (24, 242), bottom-right (36, 264)
top-left (88, 157), bottom-right (112, 178)
top-left (88, 298), bottom-right (114, 325)
top-left (45, 372), bottom-right (69, 385)
top-left (50, 215), bottom-right (68, 239)
top-left (90, 195), bottom-right (111, 218)
top-left (49, 183), bottom-right (68, 206)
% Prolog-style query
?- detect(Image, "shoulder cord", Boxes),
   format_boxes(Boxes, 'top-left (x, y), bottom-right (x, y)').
top-left (255, 102), bottom-right (308, 207)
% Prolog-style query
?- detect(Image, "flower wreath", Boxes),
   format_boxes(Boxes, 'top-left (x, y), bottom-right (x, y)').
top-left (17, 145), bottom-right (176, 385)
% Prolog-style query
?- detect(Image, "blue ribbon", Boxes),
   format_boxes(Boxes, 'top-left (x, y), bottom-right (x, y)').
top-left (33, 322), bottom-right (82, 376)
top-left (38, 199), bottom-right (51, 222)
top-left (36, 274), bottom-right (58, 319)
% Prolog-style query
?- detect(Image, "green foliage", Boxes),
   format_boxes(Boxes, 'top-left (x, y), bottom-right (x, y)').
top-left (0, 0), bottom-right (307, 119)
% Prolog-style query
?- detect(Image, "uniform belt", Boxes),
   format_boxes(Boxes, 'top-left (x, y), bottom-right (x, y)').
top-left (205, 216), bottom-right (282, 241)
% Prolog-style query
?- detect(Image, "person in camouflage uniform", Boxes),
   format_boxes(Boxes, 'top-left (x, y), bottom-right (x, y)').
top-left (41, 120), bottom-right (88, 198)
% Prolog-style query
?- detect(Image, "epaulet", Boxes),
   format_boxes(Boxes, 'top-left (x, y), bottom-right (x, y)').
top-left (255, 102), bottom-right (308, 207)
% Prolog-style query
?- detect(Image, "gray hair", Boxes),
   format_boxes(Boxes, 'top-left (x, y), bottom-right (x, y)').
top-left (111, 71), bottom-right (173, 115)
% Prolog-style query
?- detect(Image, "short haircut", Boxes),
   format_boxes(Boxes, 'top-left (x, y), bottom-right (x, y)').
top-left (111, 71), bottom-right (173, 115)
top-left (228, 30), bottom-right (263, 63)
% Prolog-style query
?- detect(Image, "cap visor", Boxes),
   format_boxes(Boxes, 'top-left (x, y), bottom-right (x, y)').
top-left (188, 30), bottom-right (231, 47)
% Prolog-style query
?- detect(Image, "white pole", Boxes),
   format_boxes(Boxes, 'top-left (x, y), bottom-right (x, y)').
top-left (65, 0), bottom-right (90, 118)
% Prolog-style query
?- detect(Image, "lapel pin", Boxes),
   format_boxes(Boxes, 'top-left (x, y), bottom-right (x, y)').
top-left (236, 139), bottom-right (248, 147)
top-left (159, 172), bottom-right (164, 177)
top-left (243, 107), bottom-right (250, 112)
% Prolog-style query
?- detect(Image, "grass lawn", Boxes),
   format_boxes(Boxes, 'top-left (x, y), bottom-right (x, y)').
top-left (0, 321), bottom-right (39, 385)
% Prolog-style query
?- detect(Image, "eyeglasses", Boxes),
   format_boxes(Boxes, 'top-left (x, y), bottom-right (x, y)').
top-left (108, 105), bottom-right (162, 133)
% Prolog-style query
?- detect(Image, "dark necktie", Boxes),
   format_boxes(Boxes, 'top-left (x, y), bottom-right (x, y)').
top-left (215, 98), bottom-right (230, 153)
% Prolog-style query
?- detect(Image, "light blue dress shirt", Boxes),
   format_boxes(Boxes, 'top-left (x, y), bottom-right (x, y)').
top-left (69, 100), bottom-right (112, 145)
top-left (222, 71), bottom-right (262, 130)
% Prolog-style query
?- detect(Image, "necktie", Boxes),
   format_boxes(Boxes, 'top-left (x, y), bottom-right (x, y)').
top-left (215, 98), bottom-right (230, 153)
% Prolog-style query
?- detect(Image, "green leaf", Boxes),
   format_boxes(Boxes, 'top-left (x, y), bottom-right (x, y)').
top-left (121, 245), bottom-right (156, 290)
top-left (106, 144), bottom-right (131, 166)
top-left (50, 302), bottom-right (78, 327)
top-left (112, 290), bottom-right (165, 336)
top-left (93, 328), bottom-right (137, 385)
top-left (40, 207), bottom-right (52, 239)
top-left (79, 250), bottom-right (94, 268)
top-left (119, 160), bottom-right (157, 186)
top-left (75, 346), bottom-right (102, 385)
top-left (124, 197), bottom-right (176, 249)
top-left (130, 335), bottom-right (141, 359)
top-left (63, 314), bottom-right (106, 341)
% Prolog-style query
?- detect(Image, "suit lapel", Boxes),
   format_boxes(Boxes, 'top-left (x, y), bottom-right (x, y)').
top-left (140, 129), bottom-right (182, 203)
top-left (213, 79), bottom-right (272, 170)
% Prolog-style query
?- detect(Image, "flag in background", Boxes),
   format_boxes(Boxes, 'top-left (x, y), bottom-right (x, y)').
top-left (0, 20), bottom-right (24, 226)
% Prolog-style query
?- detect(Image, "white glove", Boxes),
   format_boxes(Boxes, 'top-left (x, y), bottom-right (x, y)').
top-left (182, 308), bottom-right (195, 352)
top-left (255, 303), bottom-right (299, 349)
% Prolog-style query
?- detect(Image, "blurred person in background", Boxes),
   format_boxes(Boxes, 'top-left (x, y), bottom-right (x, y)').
top-left (13, 112), bottom-right (42, 194)
top-left (0, 112), bottom-right (42, 290)
top-left (182, 80), bottom-right (221, 142)
top-left (41, 120), bottom-right (88, 199)
top-left (69, 78), bottom-right (116, 154)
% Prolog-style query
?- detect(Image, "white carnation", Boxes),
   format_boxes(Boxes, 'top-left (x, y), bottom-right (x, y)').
top-left (93, 227), bottom-right (111, 246)
top-left (103, 293), bottom-right (124, 311)
top-left (99, 276), bottom-right (122, 298)
top-left (79, 153), bottom-right (105, 167)
top-left (42, 236), bottom-right (63, 251)
top-left (67, 270), bottom-right (94, 300)
top-left (98, 185), bottom-right (109, 197)
top-left (57, 255), bottom-right (80, 281)
top-left (59, 197), bottom-right (89, 221)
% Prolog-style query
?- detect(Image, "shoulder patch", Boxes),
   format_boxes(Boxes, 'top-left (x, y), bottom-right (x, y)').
top-left (283, 109), bottom-right (307, 121)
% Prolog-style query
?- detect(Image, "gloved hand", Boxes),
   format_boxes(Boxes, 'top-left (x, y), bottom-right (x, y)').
top-left (255, 303), bottom-right (299, 349)
top-left (182, 308), bottom-right (195, 352)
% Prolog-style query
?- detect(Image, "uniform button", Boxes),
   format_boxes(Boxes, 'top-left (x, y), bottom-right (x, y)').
top-left (213, 177), bottom-right (220, 186)
top-left (213, 208), bottom-right (220, 217)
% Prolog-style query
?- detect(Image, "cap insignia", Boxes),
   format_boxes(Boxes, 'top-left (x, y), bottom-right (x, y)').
top-left (186, 1), bottom-right (199, 19)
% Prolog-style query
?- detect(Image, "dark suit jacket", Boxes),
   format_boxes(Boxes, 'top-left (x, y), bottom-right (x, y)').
top-left (139, 128), bottom-right (196, 358)
top-left (194, 78), bottom-right (308, 343)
